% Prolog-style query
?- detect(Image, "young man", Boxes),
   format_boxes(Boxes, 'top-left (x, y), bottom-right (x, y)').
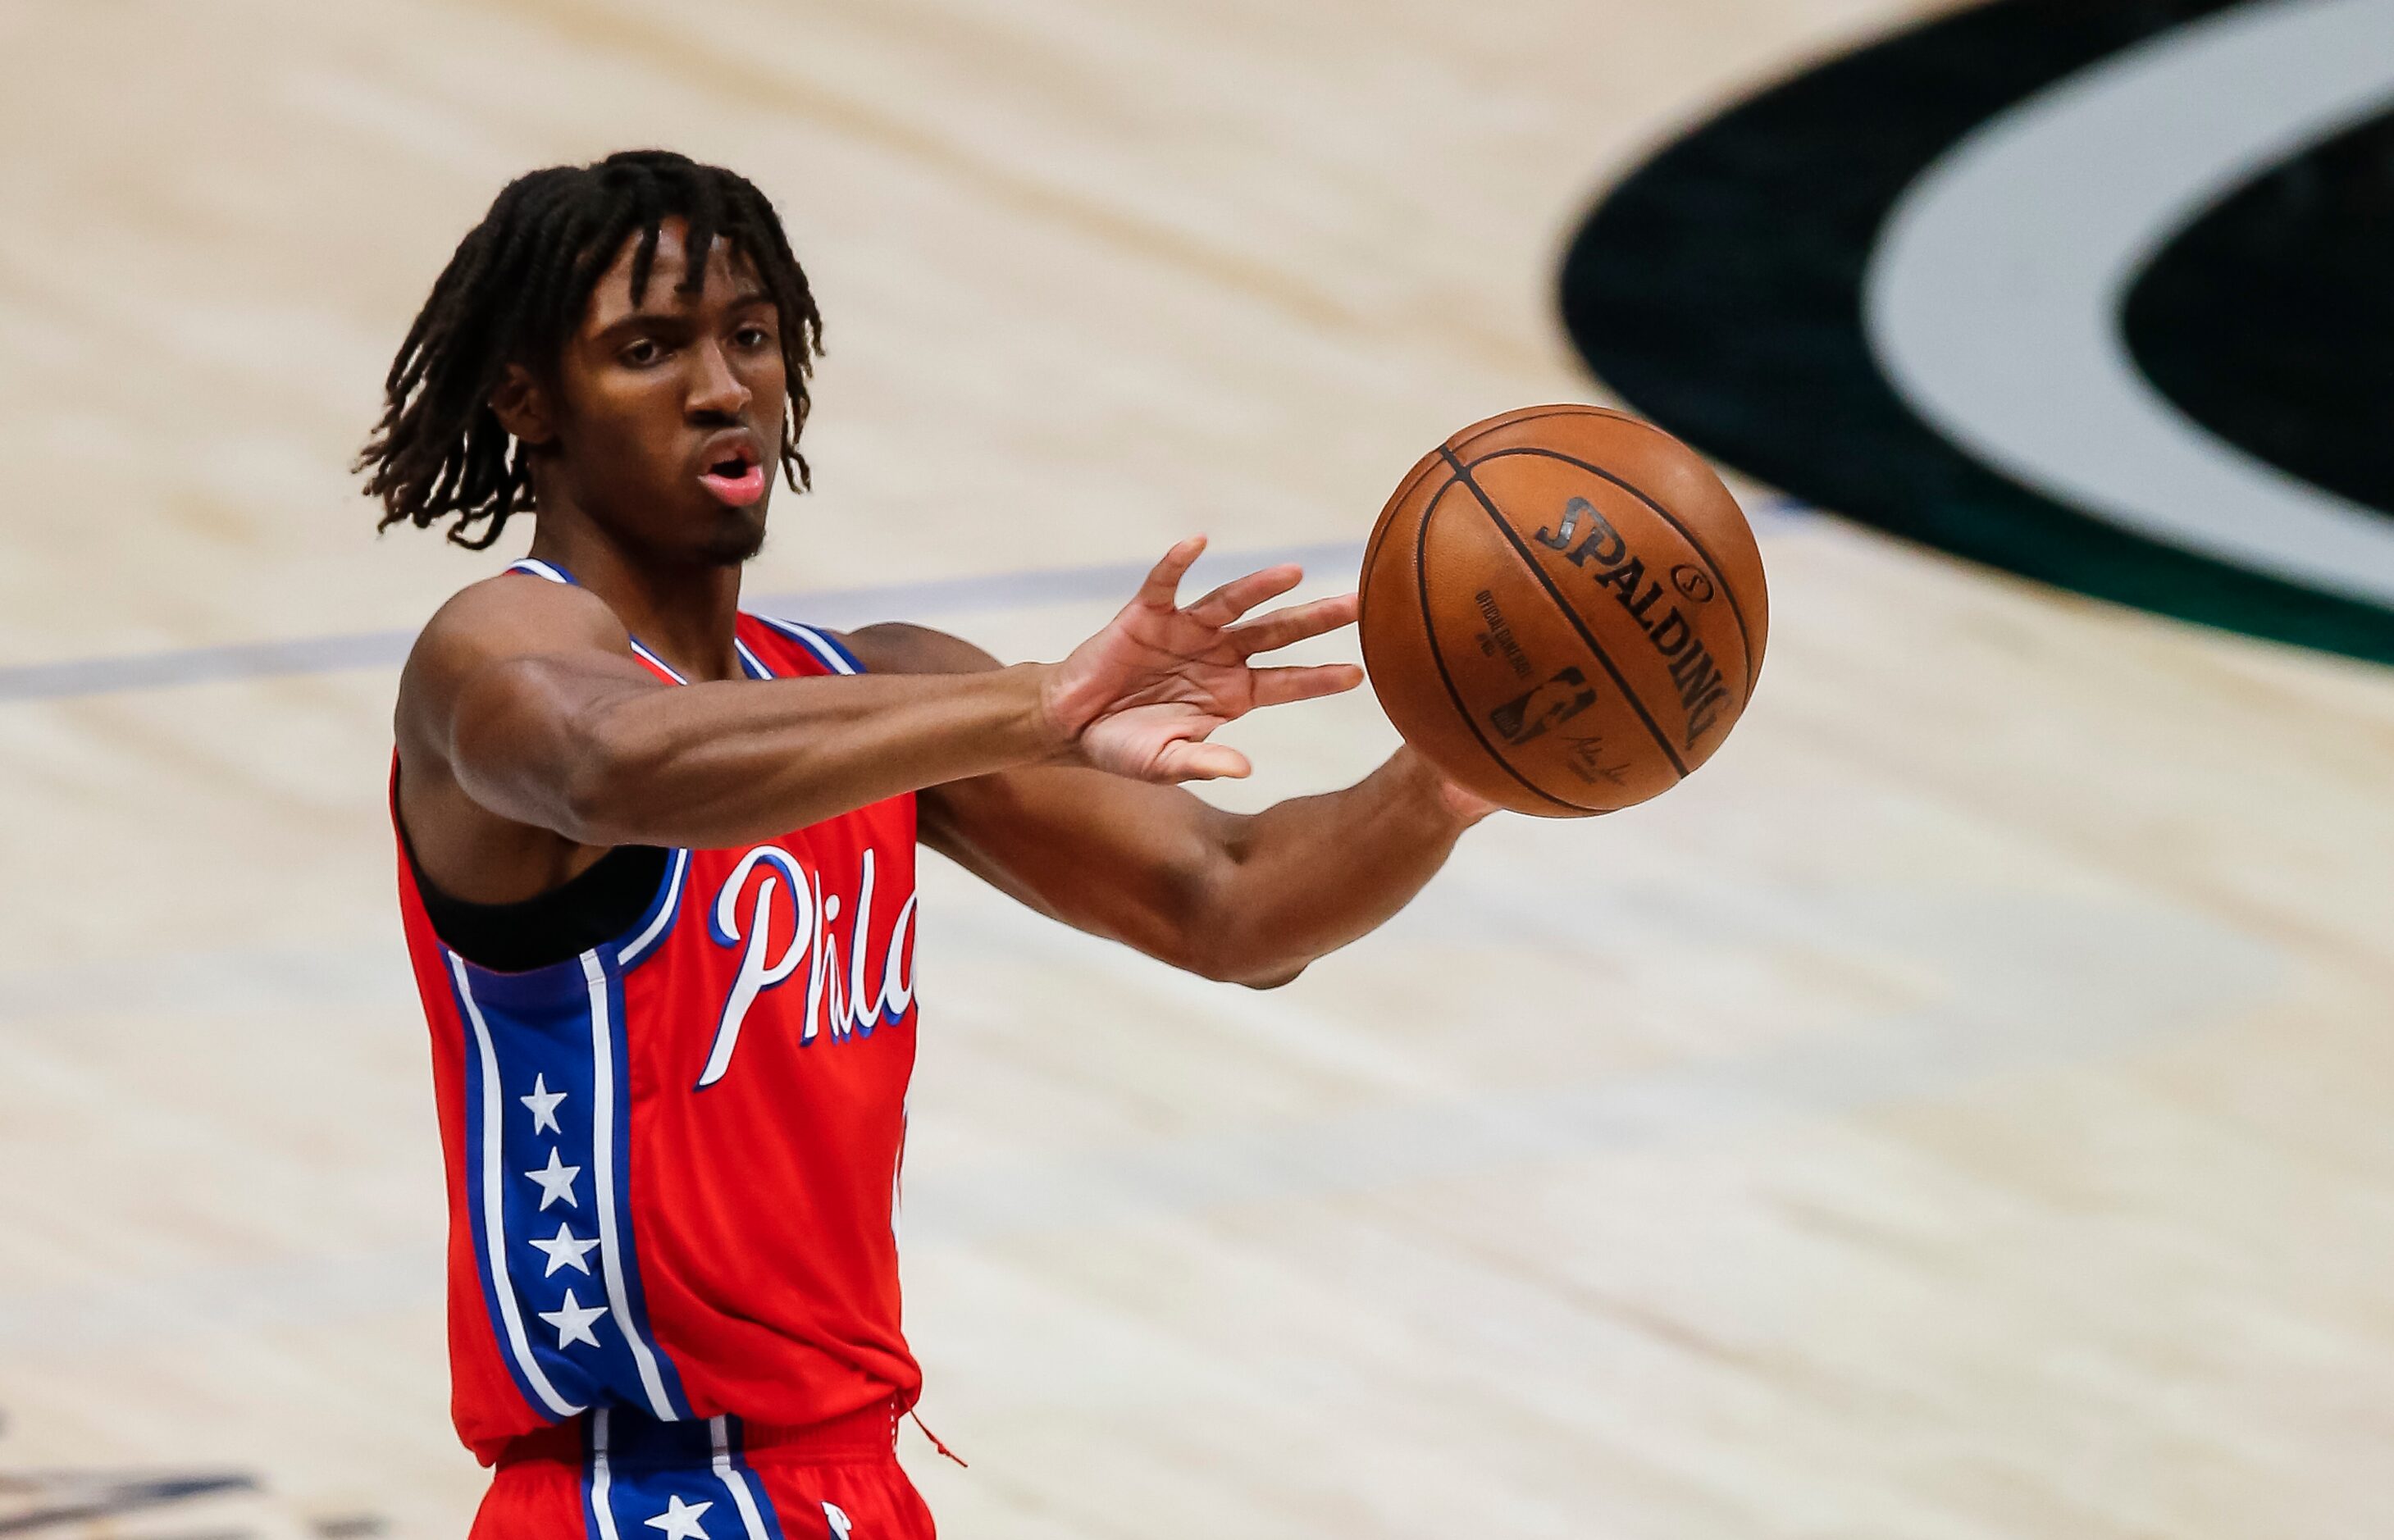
top-left (365, 150), bottom-right (1490, 1539)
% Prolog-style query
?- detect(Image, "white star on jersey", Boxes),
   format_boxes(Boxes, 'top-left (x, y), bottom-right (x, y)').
top-left (529, 1220), bottom-right (600, 1276)
top-left (644, 1494), bottom-right (714, 1538)
top-left (537, 1287), bottom-right (608, 1349)
top-left (524, 1149), bottom-right (581, 1210)
top-left (520, 1074), bottom-right (567, 1134)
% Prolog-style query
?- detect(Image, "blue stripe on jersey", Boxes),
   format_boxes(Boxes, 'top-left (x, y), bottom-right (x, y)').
top-left (450, 948), bottom-right (691, 1424)
top-left (583, 952), bottom-right (688, 1418)
top-left (713, 1417), bottom-right (791, 1540)
top-left (584, 1410), bottom-right (788, 1540)
top-left (751, 615), bottom-right (865, 676)
top-left (451, 954), bottom-right (580, 1422)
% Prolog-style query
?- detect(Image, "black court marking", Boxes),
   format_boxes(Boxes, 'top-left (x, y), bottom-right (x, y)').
top-left (1557, 0), bottom-right (2394, 665)
top-left (1466, 444), bottom-right (1759, 696)
top-left (1411, 476), bottom-right (1588, 813)
top-left (2125, 106), bottom-right (2394, 518)
top-left (1438, 445), bottom-right (1688, 781)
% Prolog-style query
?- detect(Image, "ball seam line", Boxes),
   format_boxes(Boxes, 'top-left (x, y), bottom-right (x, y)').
top-left (1438, 444), bottom-right (1689, 780)
top-left (1443, 403), bottom-right (1633, 457)
top-left (1412, 475), bottom-right (1591, 813)
top-left (1467, 444), bottom-right (1760, 697)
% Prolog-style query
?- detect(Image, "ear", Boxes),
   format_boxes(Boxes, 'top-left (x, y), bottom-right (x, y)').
top-left (489, 364), bottom-right (556, 446)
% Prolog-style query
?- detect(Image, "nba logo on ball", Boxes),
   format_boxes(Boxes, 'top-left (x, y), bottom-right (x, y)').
top-left (1359, 405), bottom-right (1767, 817)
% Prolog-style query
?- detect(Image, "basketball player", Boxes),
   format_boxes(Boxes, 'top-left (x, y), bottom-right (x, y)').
top-left (363, 151), bottom-right (1492, 1539)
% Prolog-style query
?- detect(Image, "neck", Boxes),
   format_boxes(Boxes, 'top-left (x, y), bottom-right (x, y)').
top-left (525, 508), bottom-right (746, 685)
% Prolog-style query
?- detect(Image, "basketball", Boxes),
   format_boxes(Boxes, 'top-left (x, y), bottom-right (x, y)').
top-left (1357, 404), bottom-right (1769, 817)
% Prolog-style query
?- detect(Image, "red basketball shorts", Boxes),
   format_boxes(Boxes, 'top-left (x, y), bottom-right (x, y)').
top-left (472, 1399), bottom-right (935, 1540)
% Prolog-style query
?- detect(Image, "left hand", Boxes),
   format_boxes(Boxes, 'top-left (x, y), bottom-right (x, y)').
top-left (1042, 536), bottom-right (1365, 783)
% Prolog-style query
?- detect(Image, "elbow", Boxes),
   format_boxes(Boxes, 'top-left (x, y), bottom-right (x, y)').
top-left (557, 755), bottom-right (633, 846)
top-left (1234, 960), bottom-right (1308, 991)
top-left (556, 711), bottom-right (662, 846)
top-left (1169, 843), bottom-right (1311, 988)
top-left (1181, 932), bottom-right (1311, 990)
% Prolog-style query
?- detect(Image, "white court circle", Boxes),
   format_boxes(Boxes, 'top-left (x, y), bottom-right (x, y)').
top-left (1865, 0), bottom-right (2394, 607)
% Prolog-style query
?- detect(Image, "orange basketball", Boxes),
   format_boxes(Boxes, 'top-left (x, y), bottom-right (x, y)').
top-left (1358, 405), bottom-right (1768, 817)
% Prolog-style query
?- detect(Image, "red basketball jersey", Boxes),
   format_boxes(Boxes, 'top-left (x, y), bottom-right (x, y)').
top-left (398, 567), bottom-right (922, 1465)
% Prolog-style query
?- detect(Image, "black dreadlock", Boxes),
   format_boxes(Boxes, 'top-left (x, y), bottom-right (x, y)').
top-left (358, 150), bottom-right (824, 549)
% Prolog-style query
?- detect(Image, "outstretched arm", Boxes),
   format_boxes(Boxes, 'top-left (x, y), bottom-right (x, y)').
top-left (400, 538), bottom-right (1357, 860)
top-left (855, 624), bottom-right (1494, 988)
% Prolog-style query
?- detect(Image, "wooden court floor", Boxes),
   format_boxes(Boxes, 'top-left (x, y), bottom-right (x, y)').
top-left (5, 0), bottom-right (2394, 1534)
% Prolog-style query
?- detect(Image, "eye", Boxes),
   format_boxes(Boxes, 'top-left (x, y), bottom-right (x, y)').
top-left (619, 337), bottom-right (668, 367)
top-left (732, 324), bottom-right (773, 350)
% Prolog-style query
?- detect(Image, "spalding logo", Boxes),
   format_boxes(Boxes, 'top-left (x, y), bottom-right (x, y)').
top-left (1532, 496), bottom-right (1735, 749)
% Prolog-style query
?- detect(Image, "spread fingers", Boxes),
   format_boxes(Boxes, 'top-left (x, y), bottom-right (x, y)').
top-left (1229, 593), bottom-right (1360, 657)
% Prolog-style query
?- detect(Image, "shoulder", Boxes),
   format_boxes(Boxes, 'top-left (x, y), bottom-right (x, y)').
top-left (830, 622), bottom-right (1002, 676)
top-left (398, 572), bottom-right (633, 749)
top-left (408, 571), bottom-right (628, 684)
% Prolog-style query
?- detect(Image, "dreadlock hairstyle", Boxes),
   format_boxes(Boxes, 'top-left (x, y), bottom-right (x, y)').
top-left (358, 150), bottom-right (824, 549)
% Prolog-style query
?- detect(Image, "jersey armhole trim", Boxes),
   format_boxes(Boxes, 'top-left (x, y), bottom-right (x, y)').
top-left (508, 558), bottom-right (577, 586)
top-left (750, 615), bottom-right (866, 676)
top-left (613, 848), bottom-right (690, 968)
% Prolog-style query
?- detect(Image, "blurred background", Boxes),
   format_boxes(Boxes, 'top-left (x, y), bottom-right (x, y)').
top-left (4, 0), bottom-right (2392, 1534)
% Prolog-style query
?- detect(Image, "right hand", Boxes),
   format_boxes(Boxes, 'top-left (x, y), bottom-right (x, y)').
top-left (1042, 536), bottom-right (1363, 782)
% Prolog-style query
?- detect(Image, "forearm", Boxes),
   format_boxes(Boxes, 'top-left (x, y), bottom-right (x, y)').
top-left (1199, 746), bottom-right (1485, 986)
top-left (472, 664), bottom-right (1065, 849)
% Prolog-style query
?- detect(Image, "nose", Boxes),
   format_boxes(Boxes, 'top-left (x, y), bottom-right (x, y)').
top-left (687, 339), bottom-right (751, 419)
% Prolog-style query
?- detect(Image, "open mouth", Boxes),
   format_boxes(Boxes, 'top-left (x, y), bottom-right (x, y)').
top-left (698, 449), bottom-right (767, 508)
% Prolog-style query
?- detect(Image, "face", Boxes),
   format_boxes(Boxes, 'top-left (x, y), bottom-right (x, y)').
top-left (505, 217), bottom-right (789, 566)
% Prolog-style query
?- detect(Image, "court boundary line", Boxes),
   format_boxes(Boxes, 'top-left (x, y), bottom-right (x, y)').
top-left (0, 541), bottom-right (1362, 704)
top-left (0, 505), bottom-right (1808, 705)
